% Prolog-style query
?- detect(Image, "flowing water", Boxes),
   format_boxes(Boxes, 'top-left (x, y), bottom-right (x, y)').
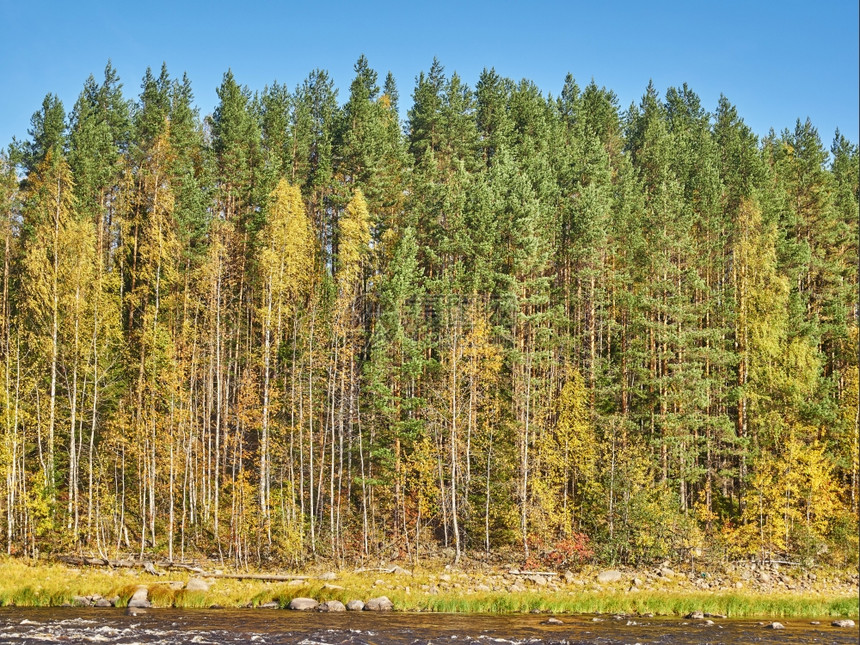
top-left (0, 608), bottom-right (855, 644)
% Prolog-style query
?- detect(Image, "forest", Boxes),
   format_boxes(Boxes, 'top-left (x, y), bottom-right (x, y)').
top-left (0, 57), bottom-right (857, 570)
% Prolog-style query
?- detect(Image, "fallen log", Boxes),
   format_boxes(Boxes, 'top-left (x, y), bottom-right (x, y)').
top-left (508, 569), bottom-right (557, 577)
top-left (54, 555), bottom-right (204, 574)
top-left (54, 555), bottom-right (307, 582)
top-left (205, 572), bottom-right (309, 582)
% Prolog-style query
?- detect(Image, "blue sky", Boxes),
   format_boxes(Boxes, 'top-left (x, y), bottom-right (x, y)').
top-left (1, 0), bottom-right (857, 149)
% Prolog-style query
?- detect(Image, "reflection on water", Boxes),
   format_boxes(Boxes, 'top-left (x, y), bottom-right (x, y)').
top-left (0, 608), bottom-right (856, 644)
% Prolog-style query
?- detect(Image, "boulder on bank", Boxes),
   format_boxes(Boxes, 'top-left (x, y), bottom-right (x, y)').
top-left (128, 586), bottom-right (151, 608)
top-left (318, 600), bottom-right (346, 612)
top-left (597, 570), bottom-right (623, 584)
top-left (346, 599), bottom-right (365, 611)
top-left (185, 577), bottom-right (211, 592)
top-left (364, 596), bottom-right (393, 611)
top-left (289, 597), bottom-right (319, 611)
top-left (832, 620), bottom-right (855, 628)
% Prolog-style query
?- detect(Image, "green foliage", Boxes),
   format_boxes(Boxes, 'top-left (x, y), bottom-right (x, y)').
top-left (0, 61), bottom-right (856, 569)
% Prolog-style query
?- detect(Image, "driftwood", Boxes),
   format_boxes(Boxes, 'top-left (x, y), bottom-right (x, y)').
top-left (508, 569), bottom-right (557, 577)
top-left (54, 555), bottom-right (308, 581)
top-left (205, 572), bottom-right (308, 582)
top-left (143, 562), bottom-right (164, 576)
top-left (760, 559), bottom-right (803, 567)
top-left (56, 555), bottom-right (206, 574)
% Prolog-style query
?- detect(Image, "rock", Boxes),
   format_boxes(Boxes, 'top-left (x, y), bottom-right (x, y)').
top-left (633, 578), bottom-right (643, 587)
top-left (94, 598), bottom-right (113, 607)
top-left (391, 566), bottom-right (412, 576)
top-left (209, 604), bottom-right (224, 609)
top-left (365, 596), bottom-right (393, 611)
top-left (287, 579), bottom-right (306, 587)
top-left (289, 597), bottom-right (319, 611)
top-left (530, 575), bottom-right (547, 586)
top-left (185, 577), bottom-right (211, 592)
top-left (318, 572), bottom-right (338, 581)
top-left (832, 620), bottom-right (855, 628)
top-left (597, 570), bottom-right (623, 584)
top-left (440, 574), bottom-right (452, 582)
top-left (374, 579), bottom-right (385, 586)
top-left (809, 621), bottom-right (820, 625)
top-left (72, 595), bottom-right (92, 607)
top-left (702, 620), bottom-right (715, 626)
top-left (475, 584), bottom-right (491, 592)
top-left (564, 570), bottom-right (575, 583)
top-left (759, 572), bottom-right (771, 583)
top-left (510, 583), bottom-right (526, 593)
top-left (128, 586), bottom-right (151, 609)
top-left (765, 622), bottom-right (785, 629)
top-left (323, 583), bottom-right (345, 591)
top-left (318, 600), bottom-right (346, 612)
top-left (346, 599), bottom-right (365, 611)
top-left (685, 611), bottom-right (704, 620)
top-left (542, 617), bottom-right (564, 625)
top-left (734, 581), bottom-right (743, 589)
top-left (659, 567), bottom-right (674, 579)
top-left (259, 601), bottom-right (279, 609)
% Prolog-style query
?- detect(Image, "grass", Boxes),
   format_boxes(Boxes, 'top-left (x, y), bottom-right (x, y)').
top-left (0, 556), bottom-right (855, 619)
top-left (392, 590), bottom-right (857, 618)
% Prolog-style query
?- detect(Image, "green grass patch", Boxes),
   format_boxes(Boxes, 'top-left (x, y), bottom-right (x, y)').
top-left (147, 584), bottom-right (176, 608)
top-left (173, 590), bottom-right (211, 608)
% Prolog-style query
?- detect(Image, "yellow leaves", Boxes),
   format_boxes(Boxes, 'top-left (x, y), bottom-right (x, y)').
top-left (735, 196), bottom-right (821, 442)
top-left (740, 429), bottom-right (844, 560)
top-left (337, 189), bottom-right (371, 297)
top-left (462, 312), bottom-right (502, 386)
top-left (406, 435), bottom-right (438, 518)
top-left (527, 366), bottom-right (598, 538)
top-left (260, 179), bottom-right (314, 309)
top-left (555, 367), bottom-right (596, 483)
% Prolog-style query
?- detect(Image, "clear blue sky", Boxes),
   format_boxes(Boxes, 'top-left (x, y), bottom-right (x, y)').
top-left (1, 0), bottom-right (857, 149)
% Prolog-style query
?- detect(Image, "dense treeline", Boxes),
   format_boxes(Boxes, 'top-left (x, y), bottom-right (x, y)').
top-left (0, 58), bottom-right (857, 569)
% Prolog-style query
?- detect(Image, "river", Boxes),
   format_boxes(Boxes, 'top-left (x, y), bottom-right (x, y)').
top-left (0, 608), bottom-right (855, 644)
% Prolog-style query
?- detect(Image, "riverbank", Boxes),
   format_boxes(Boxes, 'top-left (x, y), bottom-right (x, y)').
top-left (0, 557), bottom-right (856, 619)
